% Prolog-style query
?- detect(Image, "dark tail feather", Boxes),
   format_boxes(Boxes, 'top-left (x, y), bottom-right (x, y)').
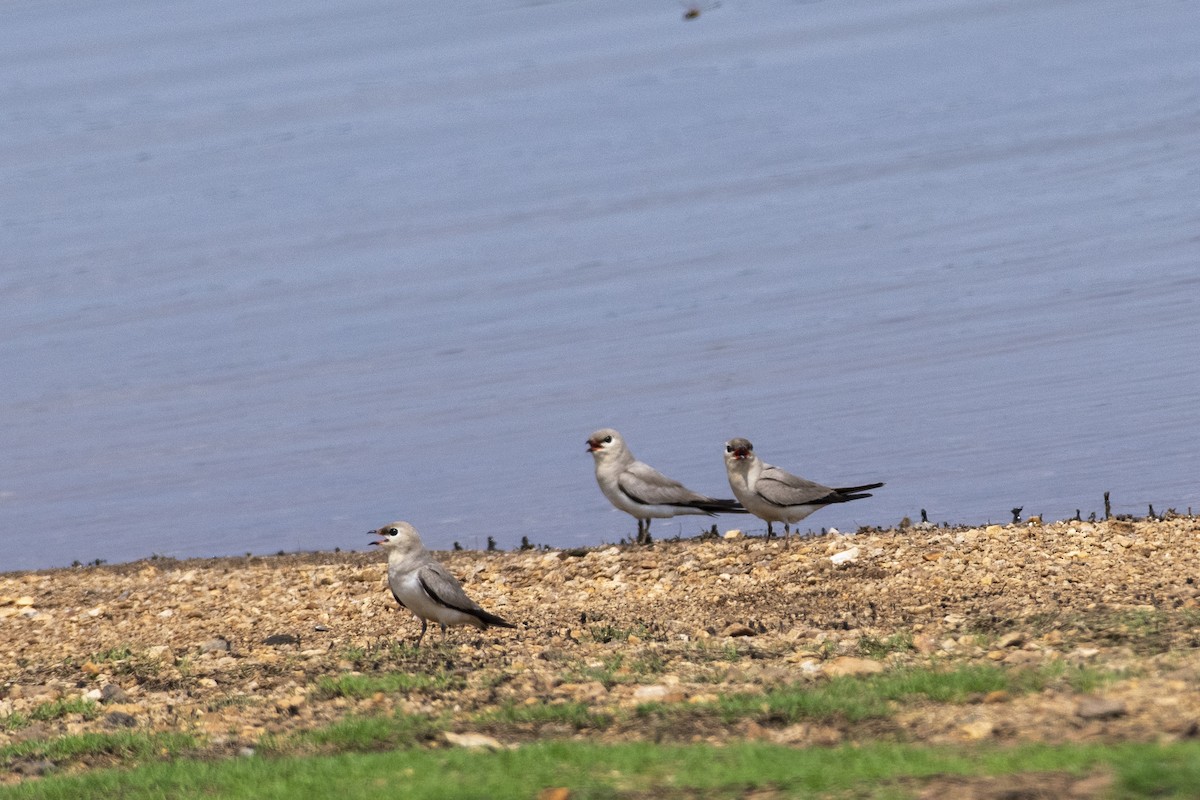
top-left (472, 608), bottom-right (517, 629)
top-left (834, 481), bottom-right (884, 495)
top-left (682, 498), bottom-right (749, 515)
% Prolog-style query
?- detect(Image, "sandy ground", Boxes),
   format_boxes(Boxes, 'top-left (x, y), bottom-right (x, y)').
top-left (3, 516), bottom-right (1200, 787)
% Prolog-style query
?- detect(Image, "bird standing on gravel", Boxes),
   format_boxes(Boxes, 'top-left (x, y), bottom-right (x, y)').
top-left (723, 438), bottom-right (883, 540)
top-left (369, 521), bottom-right (516, 647)
top-left (587, 428), bottom-right (746, 545)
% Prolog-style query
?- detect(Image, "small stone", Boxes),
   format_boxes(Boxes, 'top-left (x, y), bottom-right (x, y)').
top-left (1002, 650), bottom-right (1041, 666)
top-left (823, 656), bottom-right (885, 677)
top-left (829, 547), bottom-right (859, 565)
top-left (200, 638), bottom-right (231, 654)
top-left (912, 634), bottom-right (938, 654)
top-left (633, 685), bottom-right (667, 701)
top-left (443, 731), bottom-right (505, 750)
top-left (104, 711), bottom-right (138, 728)
top-left (983, 690), bottom-right (1011, 704)
top-left (263, 634), bottom-right (301, 646)
top-left (632, 684), bottom-right (685, 703)
top-left (996, 631), bottom-right (1026, 648)
top-left (720, 623), bottom-right (755, 638)
top-left (81, 661), bottom-right (103, 676)
top-left (537, 790), bottom-right (571, 800)
top-left (276, 695), bottom-right (307, 715)
top-left (723, 529), bottom-right (743, 539)
top-left (100, 684), bottom-right (129, 704)
top-left (1076, 697), bottom-right (1127, 720)
top-left (959, 719), bottom-right (995, 740)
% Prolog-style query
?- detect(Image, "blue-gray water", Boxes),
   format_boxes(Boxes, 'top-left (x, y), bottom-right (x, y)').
top-left (3, 0), bottom-right (1198, 571)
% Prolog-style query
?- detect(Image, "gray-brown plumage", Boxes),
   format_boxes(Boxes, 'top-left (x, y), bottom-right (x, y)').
top-left (723, 438), bottom-right (882, 539)
top-left (369, 521), bottom-right (516, 647)
top-left (587, 428), bottom-right (745, 544)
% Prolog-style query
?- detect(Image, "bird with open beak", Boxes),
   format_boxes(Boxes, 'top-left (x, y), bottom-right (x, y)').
top-left (369, 521), bottom-right (515, 647)
top-left (723, 438), bottom-right (883, 540)
top-left (587, 428), bottom-right (745, 544)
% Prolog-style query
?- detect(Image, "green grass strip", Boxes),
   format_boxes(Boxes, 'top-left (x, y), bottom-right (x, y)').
top-left (702, 663), bottom-right (1095, 723)
top-left (1, 730), bottom-right (198, 767)
top-left (3, 739), bottom-right (1200, 800)
top-left (310, 670), bottom-right (463, 700)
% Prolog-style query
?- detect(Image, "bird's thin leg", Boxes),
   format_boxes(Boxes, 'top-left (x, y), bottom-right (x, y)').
top-left (642, 519), bottom-right (653, 545)
top-left (637, 519), bottom-right (645, 543)
top-left (784, 523), bottom-right (791, 541)
top-left (767, 522), bottom-right (774, 539)
top-left (415, 618), bottom-right (428, 649)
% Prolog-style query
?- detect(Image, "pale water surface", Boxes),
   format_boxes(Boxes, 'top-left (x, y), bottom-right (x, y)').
top-left (2, 0), bottom-right (1199, 571)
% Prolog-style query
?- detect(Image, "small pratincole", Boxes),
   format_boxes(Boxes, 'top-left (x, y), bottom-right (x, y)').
top-left (723, 438), bottom-right (883, 539)
top-left (587, 428), bottom-right (746, 544)
top-left (369, 521), bottom-right (516, 647)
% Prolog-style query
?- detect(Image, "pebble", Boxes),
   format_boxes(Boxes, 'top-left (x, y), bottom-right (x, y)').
top-left (104, 711), bottom-right (138, 728)
top-left (822, 656), bottom-right (885, 677)
top-left (720, 623), bottom-right (755, 638)
top-left (829, 547), bottom-right (859, 565)
top-left (959, 719), bottom-right (995, 740)
top-left (1076, 698), bottom-right (1128, 720)
top-left (100, 684), bottom-right (129, 704)
top-left (443, 732), bottom-right (506, 750)
top-left (263, 633), bottom-right (301, 646)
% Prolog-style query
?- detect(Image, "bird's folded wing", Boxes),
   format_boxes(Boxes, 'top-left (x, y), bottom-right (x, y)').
top-left (619, 461), bottom-right (707, 506)
top-left (418, 563), bottom-right (484, 614)
top-left (755, 466), bottom-right (838, 507)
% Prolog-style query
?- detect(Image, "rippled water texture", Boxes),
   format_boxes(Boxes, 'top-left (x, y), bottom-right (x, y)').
top-left (3, 0), bottom-right (1198, 570)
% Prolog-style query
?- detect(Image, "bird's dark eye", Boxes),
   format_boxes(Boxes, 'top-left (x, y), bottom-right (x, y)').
top-left (604, 435), bottom-right (612, 443)
top-left (387, 528), bottom-right (398, 535)
top-left (726, 445), bottom-right (733, 452)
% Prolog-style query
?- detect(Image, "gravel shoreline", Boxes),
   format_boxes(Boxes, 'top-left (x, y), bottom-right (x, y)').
top-left (3, 517), bottom-right (1199, 780)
